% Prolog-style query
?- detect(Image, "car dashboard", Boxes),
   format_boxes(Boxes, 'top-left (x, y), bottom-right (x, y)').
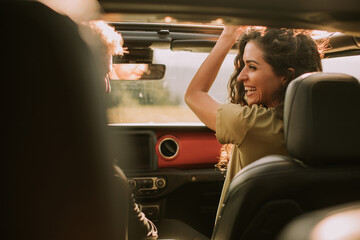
top-left (108, 124), bottom-right (224, 230)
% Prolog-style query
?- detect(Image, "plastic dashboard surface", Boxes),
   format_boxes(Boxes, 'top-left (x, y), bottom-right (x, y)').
top-left (108, 124), bottom-right (222, 170)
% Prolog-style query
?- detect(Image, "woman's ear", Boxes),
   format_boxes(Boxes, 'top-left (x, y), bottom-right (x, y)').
top-left (288, 68), bottom-right (295, 78)
top-left (281, 68), bottom-right (295, 85)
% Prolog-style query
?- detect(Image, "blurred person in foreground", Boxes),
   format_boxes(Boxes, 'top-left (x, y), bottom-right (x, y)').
top-left (81, 20), bottom-right (158, 240)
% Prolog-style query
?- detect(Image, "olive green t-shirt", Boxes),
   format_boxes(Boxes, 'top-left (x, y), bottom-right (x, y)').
top-left (215, 103), bottom-right (288, 222)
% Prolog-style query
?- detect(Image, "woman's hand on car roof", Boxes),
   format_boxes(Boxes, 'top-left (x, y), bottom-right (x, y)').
top-left (184, 25), bottom-right (247, 131)
top-left (220, 25), bottom-right (248, 44)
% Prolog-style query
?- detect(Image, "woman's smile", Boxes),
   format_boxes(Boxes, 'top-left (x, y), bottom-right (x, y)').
top-left (244, 86), bottom-right (257, 97)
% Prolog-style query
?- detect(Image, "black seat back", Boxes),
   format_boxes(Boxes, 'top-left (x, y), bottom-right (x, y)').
top-left (212, 72), bottom-right (360, 240)
top-left (284, 72), bottom-right (360, 163)
top-left (1, 2), bottom-right (127, 239)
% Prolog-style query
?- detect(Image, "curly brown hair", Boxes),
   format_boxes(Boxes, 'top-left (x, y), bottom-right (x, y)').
top-left (215, 144), bottom-right (233, 174)
top-left (228, 28), bottom-right (327, 119)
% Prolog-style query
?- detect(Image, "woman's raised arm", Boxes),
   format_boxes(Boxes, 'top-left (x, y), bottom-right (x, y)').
top-left (184, 26), bottom-right (245, 131)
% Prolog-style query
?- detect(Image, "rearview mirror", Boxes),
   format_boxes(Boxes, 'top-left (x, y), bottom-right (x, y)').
top-left (109, 63), bottom-right (165, 80)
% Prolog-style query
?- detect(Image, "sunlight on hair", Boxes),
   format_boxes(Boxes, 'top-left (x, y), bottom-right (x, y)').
top-left (249, 26), bottom-right (267, 35)
top-left (215, 144), bottom-right (233, 173)
top-left (87, 20), bottom-right (126, 56)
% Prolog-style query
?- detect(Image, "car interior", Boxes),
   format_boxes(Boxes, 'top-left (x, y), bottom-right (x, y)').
top-left (3, 0), bottom-right (360, 240)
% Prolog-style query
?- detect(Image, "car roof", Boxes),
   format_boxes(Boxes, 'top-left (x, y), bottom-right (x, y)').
top-left (99, 0), bottom-right (360, 36)
top-left (112, 22), bottom-right (360, 58)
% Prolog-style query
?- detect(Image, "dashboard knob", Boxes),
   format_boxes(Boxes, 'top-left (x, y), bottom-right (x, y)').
top-left (127, 179), bottom-right (137, 190)
top-left (155, 178), bottom-right (166, 188)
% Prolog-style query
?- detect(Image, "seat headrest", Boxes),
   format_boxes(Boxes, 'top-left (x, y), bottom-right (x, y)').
top-left (284, 72), bottom-right (360, 164)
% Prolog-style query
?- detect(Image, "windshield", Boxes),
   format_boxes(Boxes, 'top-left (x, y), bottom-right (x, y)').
top-left (106, 49), bottom-right (235, 124)
top-left (106, 49), bottom-right (360, 125)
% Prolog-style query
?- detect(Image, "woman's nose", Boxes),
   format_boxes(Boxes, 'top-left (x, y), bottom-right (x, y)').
top-left (237, 68), bottom-right (248, 82)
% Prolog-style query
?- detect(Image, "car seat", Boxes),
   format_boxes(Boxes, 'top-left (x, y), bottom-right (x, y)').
top-left (211, 72), bottom-right (360, 240)
top-left (1, 2), bottom-right (128, 239)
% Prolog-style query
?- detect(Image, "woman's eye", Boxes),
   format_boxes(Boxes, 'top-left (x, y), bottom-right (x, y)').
top-left (249, 65), bottom-right (257, 70)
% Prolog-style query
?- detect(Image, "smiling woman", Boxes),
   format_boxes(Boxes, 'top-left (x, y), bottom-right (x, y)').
top-left (183, 26), bottom-right (326, 226)
top-left (230, 28), bottom-right (325, 118)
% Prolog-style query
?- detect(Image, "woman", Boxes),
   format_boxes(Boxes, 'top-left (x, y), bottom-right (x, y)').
top-left (184, 26), bottom-right (325, 222)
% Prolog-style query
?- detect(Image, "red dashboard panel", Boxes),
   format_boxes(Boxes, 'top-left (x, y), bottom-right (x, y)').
top-left (155, 130), bottom-right (222, 169)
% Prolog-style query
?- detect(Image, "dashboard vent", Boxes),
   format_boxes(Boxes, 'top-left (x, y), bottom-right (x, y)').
top-left (158, 137), bottom-right (179, 160)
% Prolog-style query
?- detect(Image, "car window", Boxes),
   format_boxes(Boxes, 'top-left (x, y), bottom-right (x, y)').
top-left (106, 49), bottom-right (236, 124)
top-left (322, 55), bottom-right (360, 80)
